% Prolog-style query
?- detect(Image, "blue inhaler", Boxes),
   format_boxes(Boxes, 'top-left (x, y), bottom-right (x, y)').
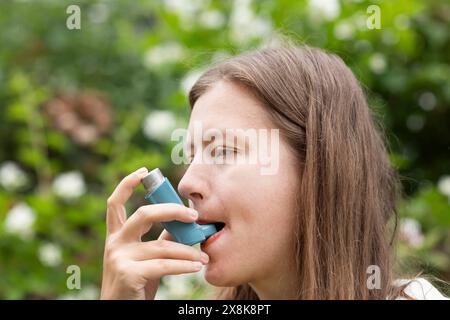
top-left (141, 168), bottom-right (217, 246)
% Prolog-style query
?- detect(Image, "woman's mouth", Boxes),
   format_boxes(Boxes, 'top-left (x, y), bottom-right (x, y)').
top-left (199, 222), bottom-right (226, 249)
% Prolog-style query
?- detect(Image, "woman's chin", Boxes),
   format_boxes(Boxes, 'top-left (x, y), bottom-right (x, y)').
top-left (204, 264), bottom-right (237, 287)
top-left (204, 265), bottom-right (223, 286)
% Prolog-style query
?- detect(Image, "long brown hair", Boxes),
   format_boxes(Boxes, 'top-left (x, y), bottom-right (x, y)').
top-left (189, 45), bottom-right (405, 299)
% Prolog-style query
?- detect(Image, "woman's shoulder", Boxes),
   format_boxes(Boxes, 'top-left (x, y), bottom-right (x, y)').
top-left (394, 278), bottom-right (449, 300)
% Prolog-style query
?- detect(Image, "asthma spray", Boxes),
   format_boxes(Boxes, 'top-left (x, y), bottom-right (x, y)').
top-left (141, 168), bottom-right (217, 246)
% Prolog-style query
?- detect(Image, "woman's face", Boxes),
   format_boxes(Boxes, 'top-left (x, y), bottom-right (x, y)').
top-left (178, 80), bottom-right (300, 287)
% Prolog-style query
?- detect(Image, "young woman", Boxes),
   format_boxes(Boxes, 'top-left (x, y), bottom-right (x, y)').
top-left (100, 45), bottom-right (447, 300)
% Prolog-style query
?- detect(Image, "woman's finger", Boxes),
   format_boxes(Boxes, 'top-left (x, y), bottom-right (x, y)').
top-left (157, 229), bottom-right (173, 242)
top-left (119, 203), bottom-right (198, 242)
top-left (133, 259), bottom-right (204, 280)
top-left (106, 167), bottom-right (148, 235)
top-left (125, 240), bottom-right (209, 263)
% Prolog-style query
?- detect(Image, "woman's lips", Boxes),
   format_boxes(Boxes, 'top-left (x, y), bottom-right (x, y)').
top-left (201, 226), bottom-right (226, 249)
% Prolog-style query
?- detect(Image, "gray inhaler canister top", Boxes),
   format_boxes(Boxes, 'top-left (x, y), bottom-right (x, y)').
top-left (141, 168), bottom-right (217, 246)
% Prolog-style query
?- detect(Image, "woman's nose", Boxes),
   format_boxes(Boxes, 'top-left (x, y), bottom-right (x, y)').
top-left (178, 165), bottom-right (206, 202)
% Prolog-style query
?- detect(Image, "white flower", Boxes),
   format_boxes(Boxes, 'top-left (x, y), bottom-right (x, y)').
top-left (180, 69), bottom-right (205, 96)
top-left (164, 0), bottom-right (193, 15)
top-left (249, 17), bottom-right (272, 38)
top-left (164, 273), bottom-right (196, 298)
top-left (0, 161), bottom-right (28, 191)
top-left (88, 3), bottom-right (109, 24)
top-left (155, 286), bottom-right (170, 300)
top-left (58, 293), bottom-right (78, 300)
top-left (230, 0), bottom-right (272, 44)
top-left (77, 285), bottom-right (99, 300)
top-left (369, 53), bottom-right (387, 74)
top-left (142, 110), bottom-right (177, 142)
top-left (381, 31), bottom-right (399, 45)
top-left (58, 285), bottom-right (99, 300)
top-left (164, 0), bottom-right (204, 28)
top-left (143, 42), bottom-right (185, 69)
top-left (38, 243), bottom-right (62, 267)
top-left (308, 0), bottom-right (340, 20)
top-left (394, 14), bottom-right (410, 31)
top-left (437, 175), bottom-right (450, 198)
top-left (211, 51), bottom-right (231, 64)
top-left (406, 114), bottom-right (425, 132)
top-left (156, 259), bottom-right (210, 299)
top-left (333, 21), bottom-right (355, 40)
top-left (4, 202), bottom-right (36, 240)
top-left (353, 13), bottom-right (368, 30)
top-left (52, 171), bottom-right (86, 200)
top-left (400, 218), bottom-right (424, 248)
top-left (199, 10), bottom-right (225, 29)
top-left (418, 92), bottom-right (436, 111)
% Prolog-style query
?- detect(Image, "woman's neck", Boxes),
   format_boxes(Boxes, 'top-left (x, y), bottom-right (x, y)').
top-left (249, 262), bottom-right (299, 300)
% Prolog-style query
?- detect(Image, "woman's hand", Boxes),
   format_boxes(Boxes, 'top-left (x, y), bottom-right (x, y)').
top-left (100, 167), bottom-right (209, 300)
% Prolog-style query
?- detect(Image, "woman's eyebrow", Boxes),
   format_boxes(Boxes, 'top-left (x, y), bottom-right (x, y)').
top-left (186, 128), bottom-right (250, 152)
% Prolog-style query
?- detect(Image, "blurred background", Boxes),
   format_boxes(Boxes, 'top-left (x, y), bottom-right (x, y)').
top-left (0, 0), bottom-right (449, 299)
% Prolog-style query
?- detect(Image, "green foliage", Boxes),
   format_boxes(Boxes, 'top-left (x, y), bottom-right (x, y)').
top-left (0, 0), bottom-right (448, 299)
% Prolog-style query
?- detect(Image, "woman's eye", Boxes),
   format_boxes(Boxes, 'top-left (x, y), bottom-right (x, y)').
top-left (214, 146), bottom-right (236, 158)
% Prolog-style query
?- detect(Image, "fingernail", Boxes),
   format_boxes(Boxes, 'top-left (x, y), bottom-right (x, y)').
top-left (188, 208), bottom-right (198, 218)
top-left (136, 167), bottom-right (148, 175)
top-left (200, 252), bottom-right (209, 264)
top-left (192, 261), bottom-right (203, 270)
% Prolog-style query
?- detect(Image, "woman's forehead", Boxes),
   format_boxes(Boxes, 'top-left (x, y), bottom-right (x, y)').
top-left (189, 81), bottom-right (272, 130)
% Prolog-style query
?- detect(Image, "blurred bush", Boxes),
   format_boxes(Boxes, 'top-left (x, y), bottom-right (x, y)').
top-left (0, 0), bottom-right (448, 299)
